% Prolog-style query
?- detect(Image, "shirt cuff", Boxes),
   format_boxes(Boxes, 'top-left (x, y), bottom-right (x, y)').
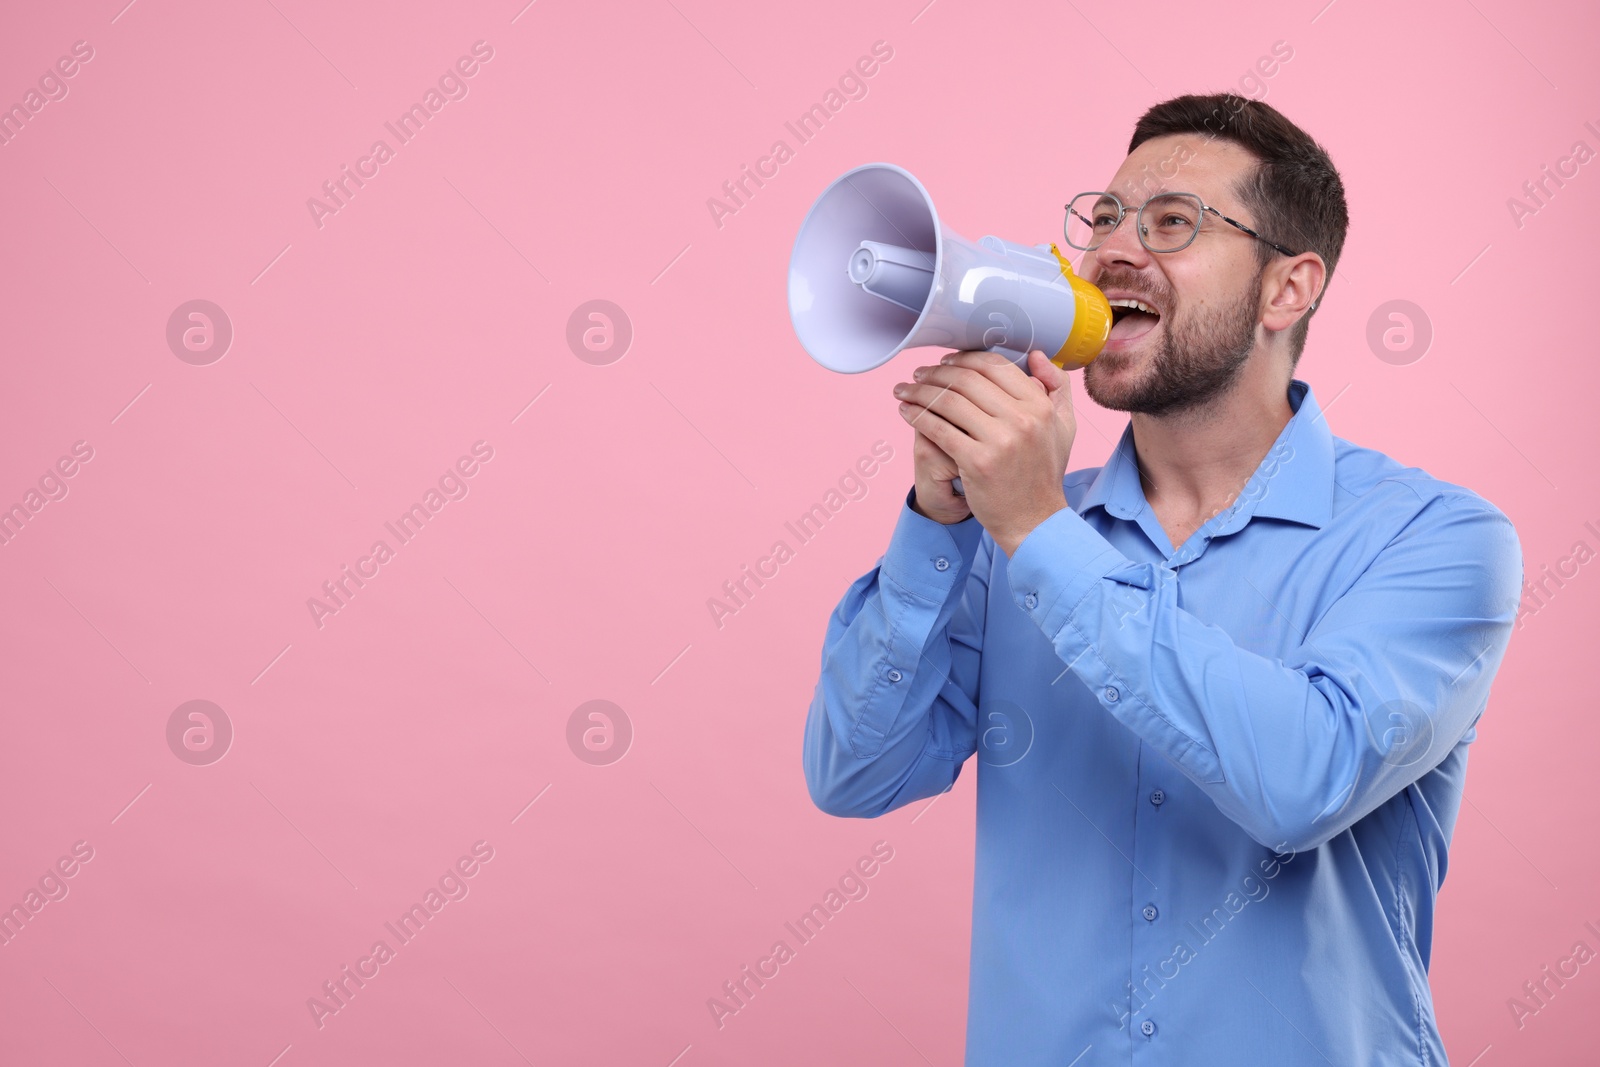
top-left (878, 485), bottom-right (986, 602)
top-left (1005, 504), bottom-right (1132, 633)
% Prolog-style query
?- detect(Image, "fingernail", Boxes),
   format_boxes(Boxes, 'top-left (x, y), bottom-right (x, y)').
top-left (912, 367), bottom-right (926, 380)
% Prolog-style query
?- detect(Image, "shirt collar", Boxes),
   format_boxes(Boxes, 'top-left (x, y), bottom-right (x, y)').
top-left (1076, 378), bottom-right (1334, 531)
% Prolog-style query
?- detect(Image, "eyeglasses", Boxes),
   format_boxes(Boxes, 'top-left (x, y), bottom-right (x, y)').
top-left (1064, 191), bottom-right (1303, 258)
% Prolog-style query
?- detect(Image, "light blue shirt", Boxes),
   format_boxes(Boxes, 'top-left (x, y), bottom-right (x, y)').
top-left (803, 379), bottom-right (1523, 1066)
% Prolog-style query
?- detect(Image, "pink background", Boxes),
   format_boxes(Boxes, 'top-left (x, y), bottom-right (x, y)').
top-left (1, 0), bottom-right (1596, 1063)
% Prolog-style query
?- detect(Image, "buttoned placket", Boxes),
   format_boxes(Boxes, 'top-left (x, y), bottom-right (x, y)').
top-left (1011, 413), bottom-right (1299, 1056)
top-left (1130, 713), bottom-right (1165, 1053)
top-left (1111, 490), bottom-right (1262, 1056)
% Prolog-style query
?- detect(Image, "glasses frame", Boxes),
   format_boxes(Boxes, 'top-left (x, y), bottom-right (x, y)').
top-left (1064, 190), bottom-right (1303, 259)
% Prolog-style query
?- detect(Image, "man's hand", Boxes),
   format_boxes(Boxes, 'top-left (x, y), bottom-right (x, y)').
top-left (893, 348), bottom-right (1078, 557)
top-left (907, 420), bottom-right (973, 526)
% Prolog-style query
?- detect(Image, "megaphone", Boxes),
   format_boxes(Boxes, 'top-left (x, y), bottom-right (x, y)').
top-left (787, 163), bottom-right (1113, 376)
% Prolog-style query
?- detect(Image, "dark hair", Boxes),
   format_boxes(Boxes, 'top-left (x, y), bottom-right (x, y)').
top-left (1128, 93), bottom-right (1348, 370)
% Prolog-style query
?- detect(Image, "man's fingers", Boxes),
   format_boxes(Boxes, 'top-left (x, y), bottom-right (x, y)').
top-left (940, 348), bottom-right (1045, 403)
top-left (898, 379), bottom-right (992, 440)
top-left (899, 401), bottom-right (967, 464)
top-left (908, 356), bottom-right (1015, 419)
top-left (1028, 349), bottom-right (1072, 407)
top-left (912, 426), bottom-right (961, 478)
top-left (1028, 349), bottom-right (1064, 389)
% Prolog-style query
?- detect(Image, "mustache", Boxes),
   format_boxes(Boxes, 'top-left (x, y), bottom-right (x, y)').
top-left (1094, 271), bottom-right (1171, 307)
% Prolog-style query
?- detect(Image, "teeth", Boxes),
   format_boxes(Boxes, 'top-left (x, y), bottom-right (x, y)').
top-left (1107, 298), bottom-right (1158, 316)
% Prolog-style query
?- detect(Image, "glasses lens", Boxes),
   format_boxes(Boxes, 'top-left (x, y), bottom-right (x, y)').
top-left (1139, 193), bottom-right (1201, 252)
top-left (1065, 193), bottom-right (1120, 250)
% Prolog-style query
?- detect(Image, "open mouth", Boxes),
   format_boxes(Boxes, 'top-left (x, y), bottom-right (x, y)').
top-left (1107, 298), bottom-right (1161, 344)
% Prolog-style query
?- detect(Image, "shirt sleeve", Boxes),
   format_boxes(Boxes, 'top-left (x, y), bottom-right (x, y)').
top-left (803, 485), bottom-right (989, 818)
top-left (1004, 492), bottom-right (1524, 852)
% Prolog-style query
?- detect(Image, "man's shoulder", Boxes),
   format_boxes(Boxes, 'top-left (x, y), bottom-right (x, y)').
top-left (1057, 434), bottom-right (1518, 543)
top-left (1329, 434), bottom-right (1514, 530)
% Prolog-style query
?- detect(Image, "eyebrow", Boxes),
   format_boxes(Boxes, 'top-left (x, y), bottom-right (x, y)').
top-left (1093, 193), bottom-right (1121, 212)
top-left (1104, 188), bottom-right (1206, 209)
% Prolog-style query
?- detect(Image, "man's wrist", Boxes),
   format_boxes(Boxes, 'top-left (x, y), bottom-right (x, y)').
top-left (994, 501), bottom-right (1072, 558)
top-left (910, 485), bottom-right (970, 525)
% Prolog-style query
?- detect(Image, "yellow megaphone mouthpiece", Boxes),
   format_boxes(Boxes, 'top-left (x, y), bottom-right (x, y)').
top-left (1047, 243), bottom-right (1113, 370)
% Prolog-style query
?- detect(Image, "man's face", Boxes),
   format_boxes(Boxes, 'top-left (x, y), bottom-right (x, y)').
top-left (1077, 134), bottom-right (1269, 417)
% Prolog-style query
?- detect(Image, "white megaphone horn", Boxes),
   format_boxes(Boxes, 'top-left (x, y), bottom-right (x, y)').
top-left (787, 163), bottom-right (1113, 377)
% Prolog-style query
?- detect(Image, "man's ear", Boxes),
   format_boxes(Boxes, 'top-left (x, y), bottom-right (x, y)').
top-left (1262, 252), bottom-right (1325, 332)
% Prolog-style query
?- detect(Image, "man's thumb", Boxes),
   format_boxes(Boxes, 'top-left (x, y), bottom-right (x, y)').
top-left (1029, 349), bottom-right (1067, 395)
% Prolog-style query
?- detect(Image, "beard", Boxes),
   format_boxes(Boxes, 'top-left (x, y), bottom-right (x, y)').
top-left (1083, 266), bottom-right (1264, 418)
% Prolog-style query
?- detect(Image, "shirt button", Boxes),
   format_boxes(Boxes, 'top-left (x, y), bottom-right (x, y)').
top-left (1140, 1019), bottom-right (1156, 1037)
top-left (1142, 904), bottom-right (1158, 921)
top-left (887, 668), bottom-right (903, 682)
top-left (934, 556), bottom-right (950, 571)
top-left (1023, 593), bottom-right (1038, 610)
top-left (1104, 686), bottom-right (1120, 702)
top-left (1150, 789), bottom-right (1165, 806)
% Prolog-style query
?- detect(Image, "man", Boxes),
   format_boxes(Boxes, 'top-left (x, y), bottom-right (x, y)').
top-left (802, 93), bottom-right (1522, 1066)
